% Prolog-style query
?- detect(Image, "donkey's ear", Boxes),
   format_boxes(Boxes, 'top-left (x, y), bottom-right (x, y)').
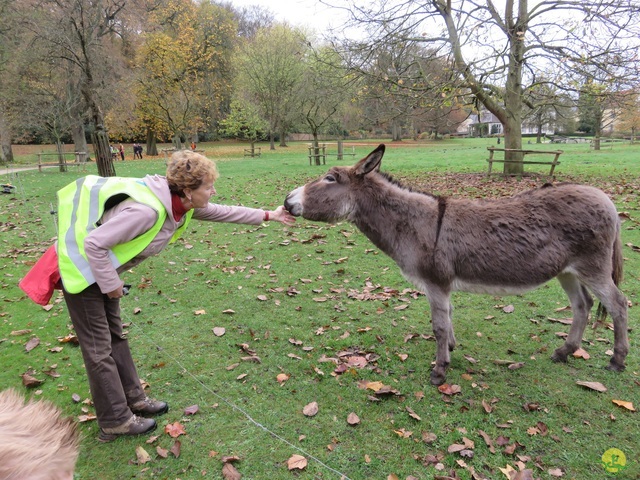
top-left (354, 144), bottom-right (385, 176)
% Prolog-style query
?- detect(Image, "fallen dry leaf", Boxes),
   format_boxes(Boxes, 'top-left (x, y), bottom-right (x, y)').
top-left (77, 413), bottom-right (96, 423)
top-left (548, 467), bottom-right (564, 477)
top-left (222, 462), bottom-right (242, 480)
top-left (25, 337), bottom-right (40, 352)
top-left (572, 348), bottom-right (590, 360)
top-left (513, 470), bottom-right (534, 480)
top-left (448, 443), bottom-right (466, 453)
top-left (394, 428), bottom-right (412, 438)
top-left (347, 412), bottom-right (360, 425)
top-left (363, 381), bottom-right (385, 392)
top-left (276, 373), bottom-right (290, 384)
top-left (194, 309), bottom-right (206, 315)
top-left (170, 440), bottom-right (181, 458)
top-left (184, 405), bottom-right (199, 415)
top-left (21, 372), bottom-right (44, 388)
top-left (164, 421), bottom-right (186, 438)
top-left (11, 329), bottom-right (32, 336)
top-left (221, 455), bottom-right (241, 463)
top-left (406, 406), bottom-right (421, 421)
top-left (156, 445), bottom-right (169, 458)
top-left (303, 401), bottom-right (319, 417)
top-left (576, 381), bottom-right (607, 392)
top-left (287, 454), bottom-right (307, 470)
top-left (612, 399), bottom-right (636, 411)
top-left (135, 446), bottom-right (152, 464)
top-left (478, 430), bottom-right (496, 453)
top-left (499, 464), bottom-right (517, 479)
top-left (438, 384), bottom-right (461, 396)
top-left (213, 327), bottom-right (226, 337)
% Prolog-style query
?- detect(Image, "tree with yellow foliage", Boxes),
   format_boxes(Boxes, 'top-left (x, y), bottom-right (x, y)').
top-left (135, 0), bottom-right (235, 152)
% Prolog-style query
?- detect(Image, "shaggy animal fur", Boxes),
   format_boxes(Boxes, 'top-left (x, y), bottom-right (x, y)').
top-left (285, 144), bottom-right (629, 385)
top-left (0, 388), bottom-right (80, 480)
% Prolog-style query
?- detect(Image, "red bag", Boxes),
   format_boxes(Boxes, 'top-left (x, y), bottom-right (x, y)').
top-left (19, 245), bottom-right (62, 306)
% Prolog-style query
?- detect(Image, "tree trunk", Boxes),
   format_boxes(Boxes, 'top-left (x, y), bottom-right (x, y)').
top-left (55, 141), bottom-right (67, 173)
top-left (172, 133), bottom-right (182, 150)
top-left (0, 103), bottom-right (14, 164)
top-left (82, 71), bottom-right (115, 176)
top-left (391, 121), bottom-right (402, 141)
top-left (269, 131), bottom-right (275, 150)
top-left (536, 120), bottom-right (543, 144)
top-left (146, 128), bottom-right (158, 156)
top-left (592, 110), bottom-right (603, 151)
top-left (503, 117), bottom-right (524, 174)
top-left (279, 126), bottom-right (287, 147)
top-left (311, 133), bottom-right (322, 166)
top-left (92, 127), bottom-right (116, 177)
top-left (502, 18), bottom-right (526, 175)
top-left (71, 120), bottom-right (88, 161)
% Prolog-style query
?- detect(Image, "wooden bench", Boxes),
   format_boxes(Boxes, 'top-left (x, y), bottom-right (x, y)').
top-left (161, 148), bottom-right (177, 163)
top-left (486, 147), bottom-right (563, 176)
top-left (243, 147), bottom-right (261, 157)
top-left (37, 152), bottom-right (88, 172)
top-left (326, 144), bottom-right (356, 160)
top-left (308, 144), bottom-right (327, 165)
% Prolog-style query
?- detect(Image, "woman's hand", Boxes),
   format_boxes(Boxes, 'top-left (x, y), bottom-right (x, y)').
top-left (106, 284), bottom-right (125, 299)
top-left (268, 205), bottom-right (296, 226)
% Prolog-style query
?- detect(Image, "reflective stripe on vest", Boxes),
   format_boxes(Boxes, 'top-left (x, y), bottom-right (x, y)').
top-left (57, 175), bottom-right (192, 293)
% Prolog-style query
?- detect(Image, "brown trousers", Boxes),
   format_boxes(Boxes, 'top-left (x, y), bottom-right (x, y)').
top-left (63, 283), bottom-right (145, 428)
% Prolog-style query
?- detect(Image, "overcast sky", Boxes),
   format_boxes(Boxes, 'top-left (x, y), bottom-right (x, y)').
top-left (229, 0), bottom-right (350, 32)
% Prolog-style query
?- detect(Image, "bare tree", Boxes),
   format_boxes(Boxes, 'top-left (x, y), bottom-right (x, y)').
top-left (237, 23), bottom-right (307, 150)
top-left (335, 0), bottom-right (640, 173)
top-left (296, 46), bottom-right (354, 159)
top-left (26, 0), bottom-right (128, 176)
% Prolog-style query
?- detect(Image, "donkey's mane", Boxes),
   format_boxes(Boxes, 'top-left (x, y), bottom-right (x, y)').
top-left (377, 171), bottom-right (441, 200)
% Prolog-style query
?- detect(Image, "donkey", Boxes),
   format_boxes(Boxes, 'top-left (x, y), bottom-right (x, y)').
top-left (284, 144), bottom-right (629, 385)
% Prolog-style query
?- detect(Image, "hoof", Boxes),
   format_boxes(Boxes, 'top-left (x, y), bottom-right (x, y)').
top-left (605, 361), bottom-right (626, 372)
top-left (430, 371), bottom-right (446, 386)
top-left (550, 350), bottom-right (568, 363)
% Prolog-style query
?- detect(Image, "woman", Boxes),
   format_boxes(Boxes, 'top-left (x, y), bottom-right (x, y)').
top-left (20, 150), bottom-right (295, 442)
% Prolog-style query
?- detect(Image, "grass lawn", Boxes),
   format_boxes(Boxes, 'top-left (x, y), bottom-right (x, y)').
top-left (1, 138), bottom-right (638, 479)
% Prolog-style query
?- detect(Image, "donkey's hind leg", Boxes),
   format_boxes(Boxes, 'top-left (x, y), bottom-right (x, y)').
top-left (588, 280), bottom-right (629, 372)
top-left (448, 301), bottom-right (456, 352)
top-left (551, 273), bottom-right (593, 363)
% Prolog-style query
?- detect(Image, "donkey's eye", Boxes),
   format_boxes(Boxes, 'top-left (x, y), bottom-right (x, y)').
top-left (324, 174), bottom-right (336, 183)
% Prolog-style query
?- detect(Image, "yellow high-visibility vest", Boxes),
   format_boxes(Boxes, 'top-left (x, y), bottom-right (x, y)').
top-left (57, 175), bottom-right (193, 293)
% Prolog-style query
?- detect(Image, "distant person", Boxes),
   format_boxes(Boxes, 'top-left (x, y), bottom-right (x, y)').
top-left (110, 145), bottom-right (118, 161)
top-left (190, 141), bottom-right (196, 151)
top-left (0, 388), bottom-right (80, 480)
top-left (119, 144), bottom-right (125, 161)
top-left (133, 143), bottom-right (143, 159)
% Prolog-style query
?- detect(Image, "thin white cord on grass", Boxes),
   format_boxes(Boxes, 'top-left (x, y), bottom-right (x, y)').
top-left (126, 315), bottom-right (352, 480)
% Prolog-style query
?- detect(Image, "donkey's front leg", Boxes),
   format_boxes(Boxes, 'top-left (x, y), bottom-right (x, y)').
top-left (428, 288), bottom-right (454, 385)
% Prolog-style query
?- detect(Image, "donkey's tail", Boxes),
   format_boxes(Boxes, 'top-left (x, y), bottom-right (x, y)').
top-left (595, 221), bottom-right (624, 323)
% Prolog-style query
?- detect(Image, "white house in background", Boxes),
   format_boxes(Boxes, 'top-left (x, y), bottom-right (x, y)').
top-left (463, 108), bottom-right (555, 136)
